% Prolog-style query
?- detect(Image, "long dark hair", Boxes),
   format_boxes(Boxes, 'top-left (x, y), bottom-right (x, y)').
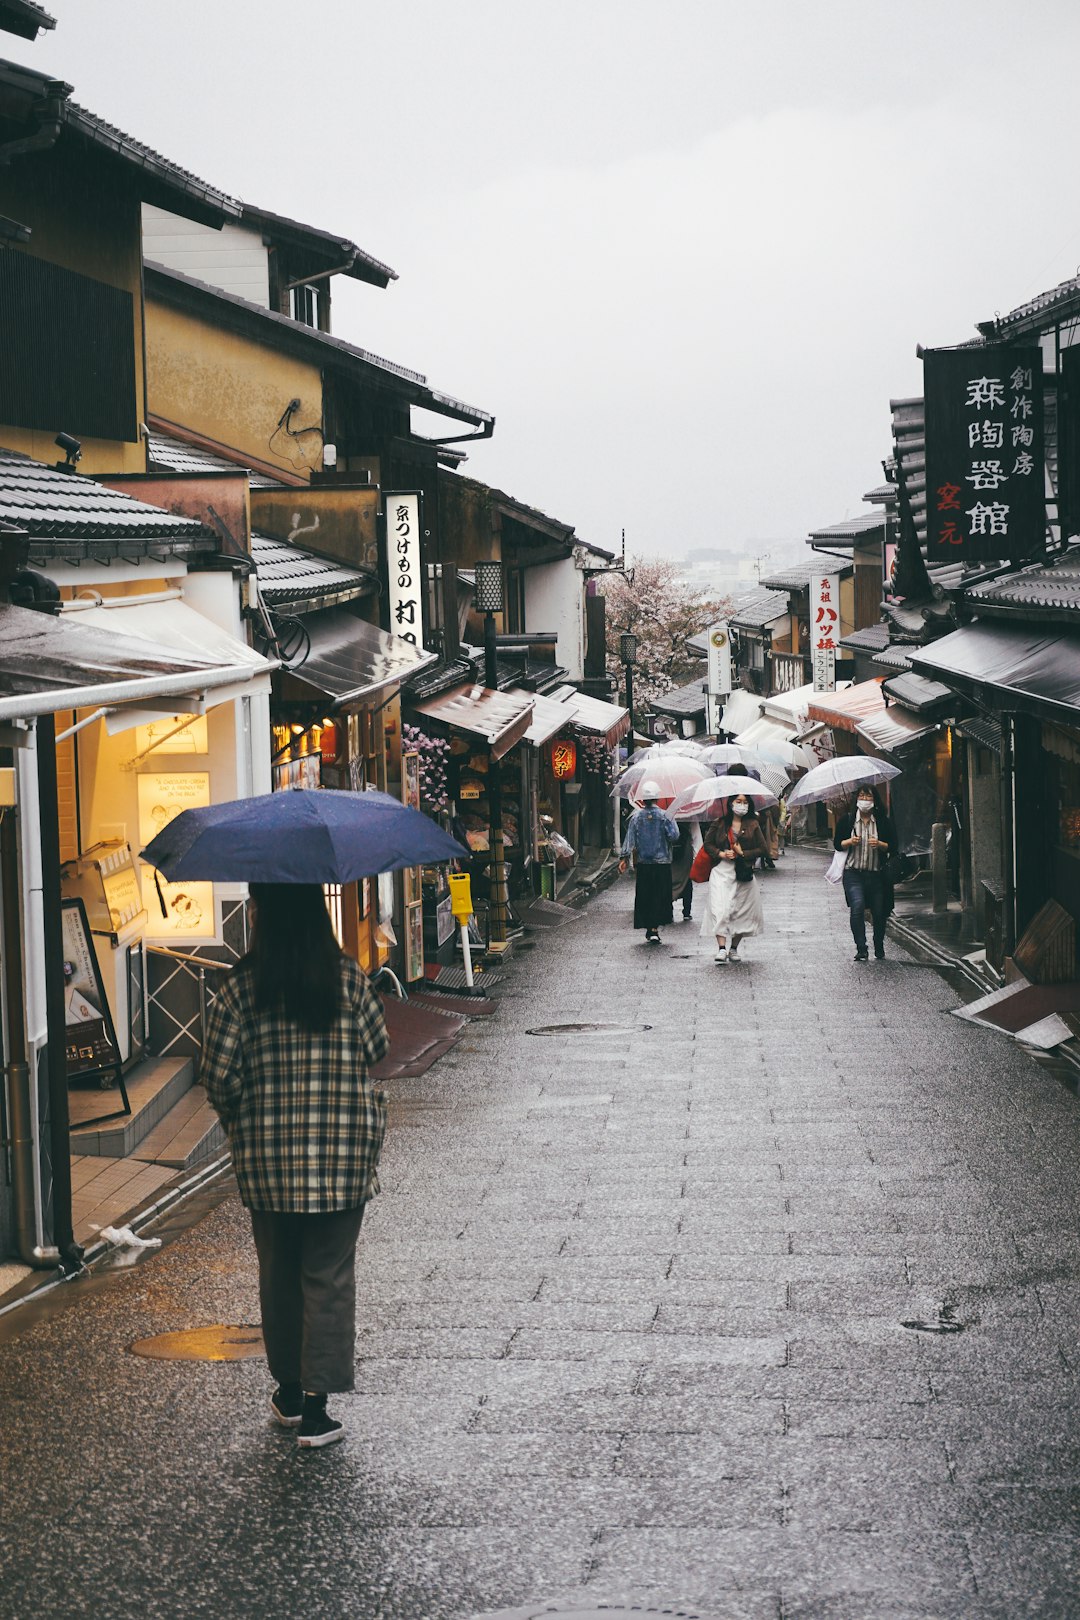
top-left (245, 883), bottom-right (344, 1031)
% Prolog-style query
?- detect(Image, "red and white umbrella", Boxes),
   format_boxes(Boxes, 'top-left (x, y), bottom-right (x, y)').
top-left (614, 757), bottom-right (712, 807)
top-left (668, 774), bottom-right (778, 821)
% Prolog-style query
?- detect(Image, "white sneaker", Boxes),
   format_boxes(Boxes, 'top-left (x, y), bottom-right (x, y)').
top-left (728, 947), bottom-right (741, 962)
top-left (714, 947), bottom-right (727, 964)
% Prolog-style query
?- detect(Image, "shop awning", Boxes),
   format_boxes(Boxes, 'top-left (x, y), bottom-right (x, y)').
top-left (58, 594), bottom-right (274, 732)
top-left (856, 705), bottom-right (939, 758)
top-left (807, 678), bottom-right (886, 733)
top-left (523, 691), bottom-right (576, 748)
top-left (0, 601), bottom-right (251, 722)
top-left (910, 622), bottom-right (1080, 724)
top-left (719, 689), bottom-right (763, 735)
top-left (554, 688), bottom-right (631, 748)
top-left (412, 682), bottom-right (534, 759)
top-left (281, 608), bottom-right (437, 710)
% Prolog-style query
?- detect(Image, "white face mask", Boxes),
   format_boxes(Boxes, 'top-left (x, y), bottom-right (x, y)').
top-left (732, 800), bottom-right (749, 816)
top-left (858, 799), bottom-right (874, 816)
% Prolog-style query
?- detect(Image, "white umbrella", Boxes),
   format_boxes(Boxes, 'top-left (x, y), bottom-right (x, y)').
top-left (669, 774), bottom-right (779, 821)
top-left (736, 734), bottom-right (813, 770)
top-left (699, 742), bottom-right (760, 770)
top-left (756, 762), bottom-right (792, 798)
top-left (784, 756), bottom-right (901, 809)
top-left (614, 756), bottom-right (712, 806)
top-left (630, 740), bottom-right (704, 763)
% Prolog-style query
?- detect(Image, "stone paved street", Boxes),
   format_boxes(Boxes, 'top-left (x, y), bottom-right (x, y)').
top-left (3, 846), bottom-right (1080, 1618)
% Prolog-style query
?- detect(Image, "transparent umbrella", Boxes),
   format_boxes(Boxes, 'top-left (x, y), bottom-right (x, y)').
top-left (630, 740), bottom-right (705, 764)
top-left (699, 742), bottom-right (761, 770)
top-left (614, 757), bottom-right (712, 807)
top-left (668, 774), bottom-right (779, 821)
top-left (784, 756), bottom-right (901, 809)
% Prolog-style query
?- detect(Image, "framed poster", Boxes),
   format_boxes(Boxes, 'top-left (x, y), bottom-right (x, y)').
top-left (404, 866), bottom-right (422, 906)
top-left (402, 749), bottom-right (421, 810)
top-left (137, 772), bottom-right (216, 941)
top-left (134, 713), bottom-right (208, 756)
top-left (61, 898), bottom-right (130, 1120)
top-left (405, 902), bottom-right (424, 982)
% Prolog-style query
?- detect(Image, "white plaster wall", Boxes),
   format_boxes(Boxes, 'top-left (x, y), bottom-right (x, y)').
top-left (142, 205), bottom-right (270, 308)
top-left (523, 558), bottom-right (585, 680)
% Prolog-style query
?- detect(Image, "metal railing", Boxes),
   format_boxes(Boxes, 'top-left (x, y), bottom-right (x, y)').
top-left (146, 945), bottom-right (233, 1058)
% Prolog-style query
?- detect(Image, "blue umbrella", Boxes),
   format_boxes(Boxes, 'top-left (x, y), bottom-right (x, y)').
top-left (140, 788), bottom-right (467, 884)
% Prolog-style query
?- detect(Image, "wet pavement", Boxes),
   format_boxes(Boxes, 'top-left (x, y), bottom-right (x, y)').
top-left (3, 845), bottom-right (1080, 1618)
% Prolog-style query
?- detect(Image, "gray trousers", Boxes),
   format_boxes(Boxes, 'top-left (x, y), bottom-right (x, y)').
top-left (250, 1205), bottom-right (365, 1395)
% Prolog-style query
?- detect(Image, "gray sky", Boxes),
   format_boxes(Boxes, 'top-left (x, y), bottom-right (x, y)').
top-left (13, 2), bottom-right (1080, 557)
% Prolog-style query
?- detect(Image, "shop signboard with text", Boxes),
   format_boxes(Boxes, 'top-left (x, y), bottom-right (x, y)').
top-left (810, 574), bottom-right (839, 692)
top-left (924, 344), bottom-right (1044, 563)
top-left (705, 619), bottom-right (732, 734)
top-left (385, 492), bottom-right (425, 648)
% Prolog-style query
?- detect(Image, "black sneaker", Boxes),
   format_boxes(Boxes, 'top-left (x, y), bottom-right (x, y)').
top-left (874, 943), bottom-right (886, 960)
top-left (854, 948), bottom-right (869, 962)
top-left (645, 929), bottom-right (660, 944)
top-left (270, 1385), bottom-right (303, 1428)
top-left (298, 1395), bottom-right (344, 1449)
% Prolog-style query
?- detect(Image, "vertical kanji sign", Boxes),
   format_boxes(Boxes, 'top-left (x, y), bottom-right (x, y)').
top-left (385, 491), bottom-right (425, 646)
top-left (924, 345), bottom-right (1044, 563)
top-left (810, 573), bottom-right (840, 691)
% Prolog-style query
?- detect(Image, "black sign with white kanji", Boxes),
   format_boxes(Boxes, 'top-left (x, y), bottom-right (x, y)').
top-left (923, 344), bottom-right (1045, 563)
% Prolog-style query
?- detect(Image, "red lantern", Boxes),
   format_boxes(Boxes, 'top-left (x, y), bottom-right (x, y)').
top-left (550, 739), bottom-right (577, 780)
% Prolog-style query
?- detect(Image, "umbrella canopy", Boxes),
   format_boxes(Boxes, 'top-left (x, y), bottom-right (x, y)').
top-left (699, 742), bottom-right (761, 770)
top-left (755, 762), bottom-right (792, 798)
top-left (629, 740), bottom-right (704, 764)
top-left (140, 788), bottom-right (467, 884)
top-left (784, 756), bottom-right (901, 810)
top-left (669, 774), bottom-right (779, 821)
top-left (614, 756), bottom-right (711, 807)
top-left (735, 732), bottom-right (814, 770)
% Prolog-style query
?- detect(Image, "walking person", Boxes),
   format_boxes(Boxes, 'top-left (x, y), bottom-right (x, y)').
top-left (618, 779), bottom-right (680, 943)
top-left (200, 882), bottom-right (389, 1449)
top-left (700, 791), bottom-right (768, 963)
top-left (834, 786), bottom-right (899, 961)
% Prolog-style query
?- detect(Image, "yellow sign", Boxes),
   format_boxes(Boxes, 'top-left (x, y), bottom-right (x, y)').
top-left (448, 872), bottom-right (473, 920)
top-left (137, 772), bottom-right (215, 940)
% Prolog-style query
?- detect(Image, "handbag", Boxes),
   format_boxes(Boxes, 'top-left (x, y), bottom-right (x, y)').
top-left (733, 854), bottom-right (754, 883)
top-left (825, 848), bottom-right (847, 885)
top-left (690, 844), bottom-right (716, 884)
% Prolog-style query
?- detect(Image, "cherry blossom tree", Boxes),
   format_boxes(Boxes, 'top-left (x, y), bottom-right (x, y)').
top-left (601, 555), bottom-right (733, 718)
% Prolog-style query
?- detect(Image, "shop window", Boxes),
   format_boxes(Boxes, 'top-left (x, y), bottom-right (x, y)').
top-left (291, 283), bottom-right (324, 329)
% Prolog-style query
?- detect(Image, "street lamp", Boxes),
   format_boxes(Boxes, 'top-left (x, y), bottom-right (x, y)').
top-left (619, 631), bottom-right (638, 730)
top-left (473, 560), bottom-right (509, 945)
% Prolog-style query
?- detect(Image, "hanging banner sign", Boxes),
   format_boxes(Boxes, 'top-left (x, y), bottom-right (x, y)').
top-left (810, 574), bottom-right (839, 692)
top-left (924, 344), bottom-right (1044, 563)
top-left (385, 491), bottom-right (424, 647)
top-left (706, 620), bottom-right (732, 697)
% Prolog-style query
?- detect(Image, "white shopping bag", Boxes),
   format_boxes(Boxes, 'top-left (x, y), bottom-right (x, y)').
top-left (824, 849), bottom-right (847, 885)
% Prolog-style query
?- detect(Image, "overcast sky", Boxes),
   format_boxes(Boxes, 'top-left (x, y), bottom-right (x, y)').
top-left (13, 2), bottom-right (1080, 558)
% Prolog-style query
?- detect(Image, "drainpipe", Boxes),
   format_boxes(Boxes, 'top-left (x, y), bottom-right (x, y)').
top-left (0, 80), bottom-right (68, 168)
top-left (35, 713), bottom-right (82, 1270)
top-left (1002, 714), bottom-right (1016, 956)
top-left (1, 802), bottom-right (59, 1267)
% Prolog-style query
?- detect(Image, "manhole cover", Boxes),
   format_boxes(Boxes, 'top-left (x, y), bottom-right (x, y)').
top-left (900, 1303), bottom-right (967, 1335)
top-left (474, 1606), bottom-right (717, 1619)
top-left (129, 1324), bottom-right (265, 1361)
top-left (525, 1022), bottom-right (653, 1036)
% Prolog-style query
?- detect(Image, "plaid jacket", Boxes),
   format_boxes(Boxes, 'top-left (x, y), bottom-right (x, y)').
top-left (200, 955), bottom-right (389, 1214)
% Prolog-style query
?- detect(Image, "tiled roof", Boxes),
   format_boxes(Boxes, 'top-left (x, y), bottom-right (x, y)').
top-left (403, 656), bottom-right (476, 702)
top-left (839, 622), bottom-right (890, 653)
top-left (808, 511), bottom-right (886, 544)
top-left (862, 483), bottom-right (897, 506)
top-left (871, 644), bottom-right (914, 671)
top-left (980, 274), bottom-right (1080, 337)
top-left (240, 204), bottom-right (397, 290)
top-left (0, 0), bottom-right (56, 40)
top-left (147, 264), bottom-right (494, 429)
top-left (964, 558), bottom-right (1080, 620)
top-left (147, 429), bottom-right (285, 489)
top-left (650, 677), bottom-right (708, 718)
top-left (730, 586), bottom-right (789, 629)
top-left (250, 532), bottom-right (375, 612)
top-left (0, 452), bottom-right (218, 555)
top-left (0, 61), bottom-right (240, 222)
top-left (760, 564), bottom-right (818, 591)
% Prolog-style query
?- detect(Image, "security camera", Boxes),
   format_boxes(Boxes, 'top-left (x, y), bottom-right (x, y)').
top-left (54, 432), bottom-right (82, 471)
